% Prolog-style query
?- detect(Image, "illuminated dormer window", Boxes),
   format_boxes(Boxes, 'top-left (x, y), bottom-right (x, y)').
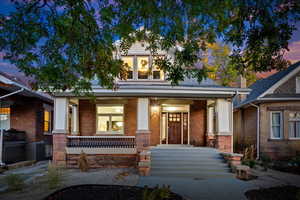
top-left (121, 55), bottom-right (164, 81)
top-left (122, 56), bottom-right (134, 80)
top-left (137, 56), bottom-right (149, 79)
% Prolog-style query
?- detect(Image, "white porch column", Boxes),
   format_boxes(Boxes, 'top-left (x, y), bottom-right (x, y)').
top-left (71, 104), bottom-right (79, 135)
top-left (215, 99), bottom-right (233, 152)
top-left (207, 106), bottom-right (215, 135)
top-left (137, 98), bottom-right (150, 131)
top-left (52, 97), bottom-right (69, 166)
top-left (53, 97), bottom-right (69, 134)
top-left (136, 98), bottom-right (150, 151)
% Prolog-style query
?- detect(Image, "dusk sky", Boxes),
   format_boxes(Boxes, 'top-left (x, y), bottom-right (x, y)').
top-left (0, 0), bottom-right (300, 65)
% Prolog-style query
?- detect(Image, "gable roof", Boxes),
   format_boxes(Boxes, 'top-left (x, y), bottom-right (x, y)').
top-left (235, 61), bottom-right (300, 108)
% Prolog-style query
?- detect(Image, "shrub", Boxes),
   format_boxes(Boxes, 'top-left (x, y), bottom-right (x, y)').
top-left (78, 151), bottom-right (89, 172)
top-left (46, 163), bottom-right (62, 189)
top-left (143, 185), bottom-right (171, 200)
top-left (260, 154), bottom-right (272, 171)
top-left (242, 160), bottom-right (256, 168)
top-left (290, 155), bottom-right (300, 167)
top-left (4, 173), bottom-right (25, 191)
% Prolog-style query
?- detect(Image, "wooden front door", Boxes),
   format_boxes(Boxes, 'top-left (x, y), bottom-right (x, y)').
top-left (168, 113), bottom-right (182, 144)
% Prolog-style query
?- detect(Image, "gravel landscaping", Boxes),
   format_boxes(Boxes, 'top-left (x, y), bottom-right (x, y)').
top-left (245, 186), bottom-right (300, 200)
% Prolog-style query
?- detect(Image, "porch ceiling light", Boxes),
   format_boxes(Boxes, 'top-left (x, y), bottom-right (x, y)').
top-left (151, 105), bottom-right (160, 112)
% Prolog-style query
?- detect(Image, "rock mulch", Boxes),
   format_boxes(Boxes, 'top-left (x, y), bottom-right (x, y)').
top-left (245, 185), bottom-right (300, 200)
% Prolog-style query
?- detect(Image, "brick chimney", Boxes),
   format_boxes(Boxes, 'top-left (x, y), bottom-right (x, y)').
top-left (238, 75), bottom-right (247, 102)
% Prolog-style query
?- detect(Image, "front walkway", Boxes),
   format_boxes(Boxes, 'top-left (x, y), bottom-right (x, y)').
top-left (137, 146), bottom-right (300, 200)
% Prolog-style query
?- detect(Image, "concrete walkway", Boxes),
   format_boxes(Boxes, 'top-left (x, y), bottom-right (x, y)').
top-left (137, 146), bottom-right (300, 200)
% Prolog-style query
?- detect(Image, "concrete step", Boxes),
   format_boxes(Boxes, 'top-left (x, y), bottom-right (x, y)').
top-left (151, 166), bottom-right (230, 172)
top-left (151, 158), bottom-right (226, 163)
top-left (151, 154), bottom-right (223, 159)
top-left (150, 171), bottom-right (234, 178)
top-left (151, 162), bottom-right (229, 168)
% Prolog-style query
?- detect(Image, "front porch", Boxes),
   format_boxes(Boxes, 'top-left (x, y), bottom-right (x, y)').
top-left (52, 97), bottom-right (234, 167)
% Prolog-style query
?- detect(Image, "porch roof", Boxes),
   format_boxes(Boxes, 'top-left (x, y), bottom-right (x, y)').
top-left (53, 80), bottom-right (251, 98)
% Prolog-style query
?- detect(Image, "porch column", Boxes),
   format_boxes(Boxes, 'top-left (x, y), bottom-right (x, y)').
top-left (215, 99), bottom-right (233, 152)
top-left (52, 97), bottom-right (69, 166)
top-left (71, 104), bottom-right (79, 135)
top-left (206, 104), bottom-right (216, 147)
top-left (136, 98), bottom-right (151, 152)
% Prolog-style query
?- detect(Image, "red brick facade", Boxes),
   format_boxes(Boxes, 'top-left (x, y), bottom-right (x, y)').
top-left (66, 154), bottom-right (137, 168)
top-left (52, 134), bottom-right (67, 165)
top-left (190, 101), bottom-right (207, 146)
top-left (215, 135), bottom-right (232, 153)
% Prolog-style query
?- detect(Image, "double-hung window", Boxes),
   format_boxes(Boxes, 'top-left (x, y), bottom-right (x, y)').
top-left (288, 112), bottom-right (300, 139)
top-left (96, 105), bottom-right (124, 134)
top-left (0, 107), bottom-right (10, 130)
top-left (270, 111), bottom-right (283, 139)
top-left (122, 56), bottom-right (134, 80)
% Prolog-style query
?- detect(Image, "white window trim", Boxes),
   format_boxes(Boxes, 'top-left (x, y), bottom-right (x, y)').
top-left (96, 104), bottom-right (124, 135)
top-left (121, 55), bottom-right (165, 81)
top-left (296, 77), bottom-right (300, 94)
top-left (270, 111), bottom-right (283, 139)
top-left (288, 118), bottom-right (300, 139)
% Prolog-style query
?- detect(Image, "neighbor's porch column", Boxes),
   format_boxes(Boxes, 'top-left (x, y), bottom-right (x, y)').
top-left (215, 98), bottom-right (233, 152)
top-left (52, 97), bottom-right (69, 166)
top-left (136, 98), bottom-right (151, 152)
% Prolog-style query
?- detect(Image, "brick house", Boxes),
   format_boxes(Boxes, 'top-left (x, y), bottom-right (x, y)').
top-left (51, 42), bottom-right (250, 167)
top-left (0, 69), bottom-right (53, 163)
top-left (234, 61), bottom-right (300, 160)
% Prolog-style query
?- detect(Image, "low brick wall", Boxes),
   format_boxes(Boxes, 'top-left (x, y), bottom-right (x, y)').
top-left (66, 154), bottom-right (138, 168)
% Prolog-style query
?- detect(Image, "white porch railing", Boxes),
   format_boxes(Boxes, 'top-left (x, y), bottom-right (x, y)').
top-left (66, 136), bottom-right (136, 154)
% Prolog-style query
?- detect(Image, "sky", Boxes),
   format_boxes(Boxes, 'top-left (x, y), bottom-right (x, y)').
top-left (0, 0), bottom-right (300, 68)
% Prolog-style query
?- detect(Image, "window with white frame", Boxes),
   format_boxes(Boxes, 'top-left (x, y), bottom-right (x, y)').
top-left (288, 112), bottom-right (300, 139)
top-left (271, 111), bottom-right (283, 139)
top-left (122, 56), bottom-right (134, 80)
top-left (121, 56), bottom-right (164, 81)
top-left (96, 105), bottom-right (124, 134)
top-left (0, 107), bottom-right (10, 130)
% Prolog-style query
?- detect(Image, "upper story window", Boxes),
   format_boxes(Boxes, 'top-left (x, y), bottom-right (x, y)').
top-left (289, 112), bottom-right (300, 139)
top-left (122, 56), bottom-right (134, 80)
top-left (0, 107), bottom-right (10, 130)
top-left (96, 105), bottom-right (124, 134)
top-left (270, 111), bottom-right (283, 139)
top-left (121, 56), bottom-right (164, 81)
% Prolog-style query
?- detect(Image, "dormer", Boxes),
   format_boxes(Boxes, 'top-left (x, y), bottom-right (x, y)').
top-left (116, 41), bottom-right (170, 83)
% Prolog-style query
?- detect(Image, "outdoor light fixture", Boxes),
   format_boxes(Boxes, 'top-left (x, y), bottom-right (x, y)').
top-left (151, 105), bottom-right (160, 113)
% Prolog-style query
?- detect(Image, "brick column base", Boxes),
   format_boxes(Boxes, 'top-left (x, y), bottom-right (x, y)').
top-left (136, 130), bottom-right (151, 153)
top-left (53, 134), bottom-right (67, 166)
top-left (216, 135), bottom-right (232, 153)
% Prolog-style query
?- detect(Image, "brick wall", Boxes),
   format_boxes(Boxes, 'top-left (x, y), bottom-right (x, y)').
top-left (259, 102), bottom-right (300, 160)
top-left (150, 100), bottom-right (160, 146)
top-left (79, 99), bottom-right (137, 136)
top-left (190, 100), bottom-right (207, 146)
top-left (66, 154), bottom-right (137, 168)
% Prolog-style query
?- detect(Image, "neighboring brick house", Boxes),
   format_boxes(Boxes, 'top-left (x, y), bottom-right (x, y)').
top-left (51, 42), bottom-right (250, 168)
top-left (0, 69), bottom-right (53, 163)
top-left (234, 61), bottom-right (300, 160)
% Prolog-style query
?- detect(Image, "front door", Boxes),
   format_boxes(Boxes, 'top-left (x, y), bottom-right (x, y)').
top-left (168, 113), bottom-right (182, 144)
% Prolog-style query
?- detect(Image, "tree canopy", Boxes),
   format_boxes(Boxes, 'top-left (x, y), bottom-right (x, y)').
top-left (0, 0), bottom-right (299, 93)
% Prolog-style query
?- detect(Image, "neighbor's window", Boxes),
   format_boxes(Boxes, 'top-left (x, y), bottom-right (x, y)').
top-left (96, 105), bottom-right (124, 134)
top-left (289, 112), bottom-right (300, 139)
top-left (296, 77), bottom-right (300, 93)
top-left (44, 110), bottom-right (51, 133)
top-left (122, 56), bottom-right (134, 80)
top-left (137, 56), bottom-right (149, 79)
top-left (271, 112), bottom-right (283, 139)
top-left (0, 107), bottom-right (10, 130)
